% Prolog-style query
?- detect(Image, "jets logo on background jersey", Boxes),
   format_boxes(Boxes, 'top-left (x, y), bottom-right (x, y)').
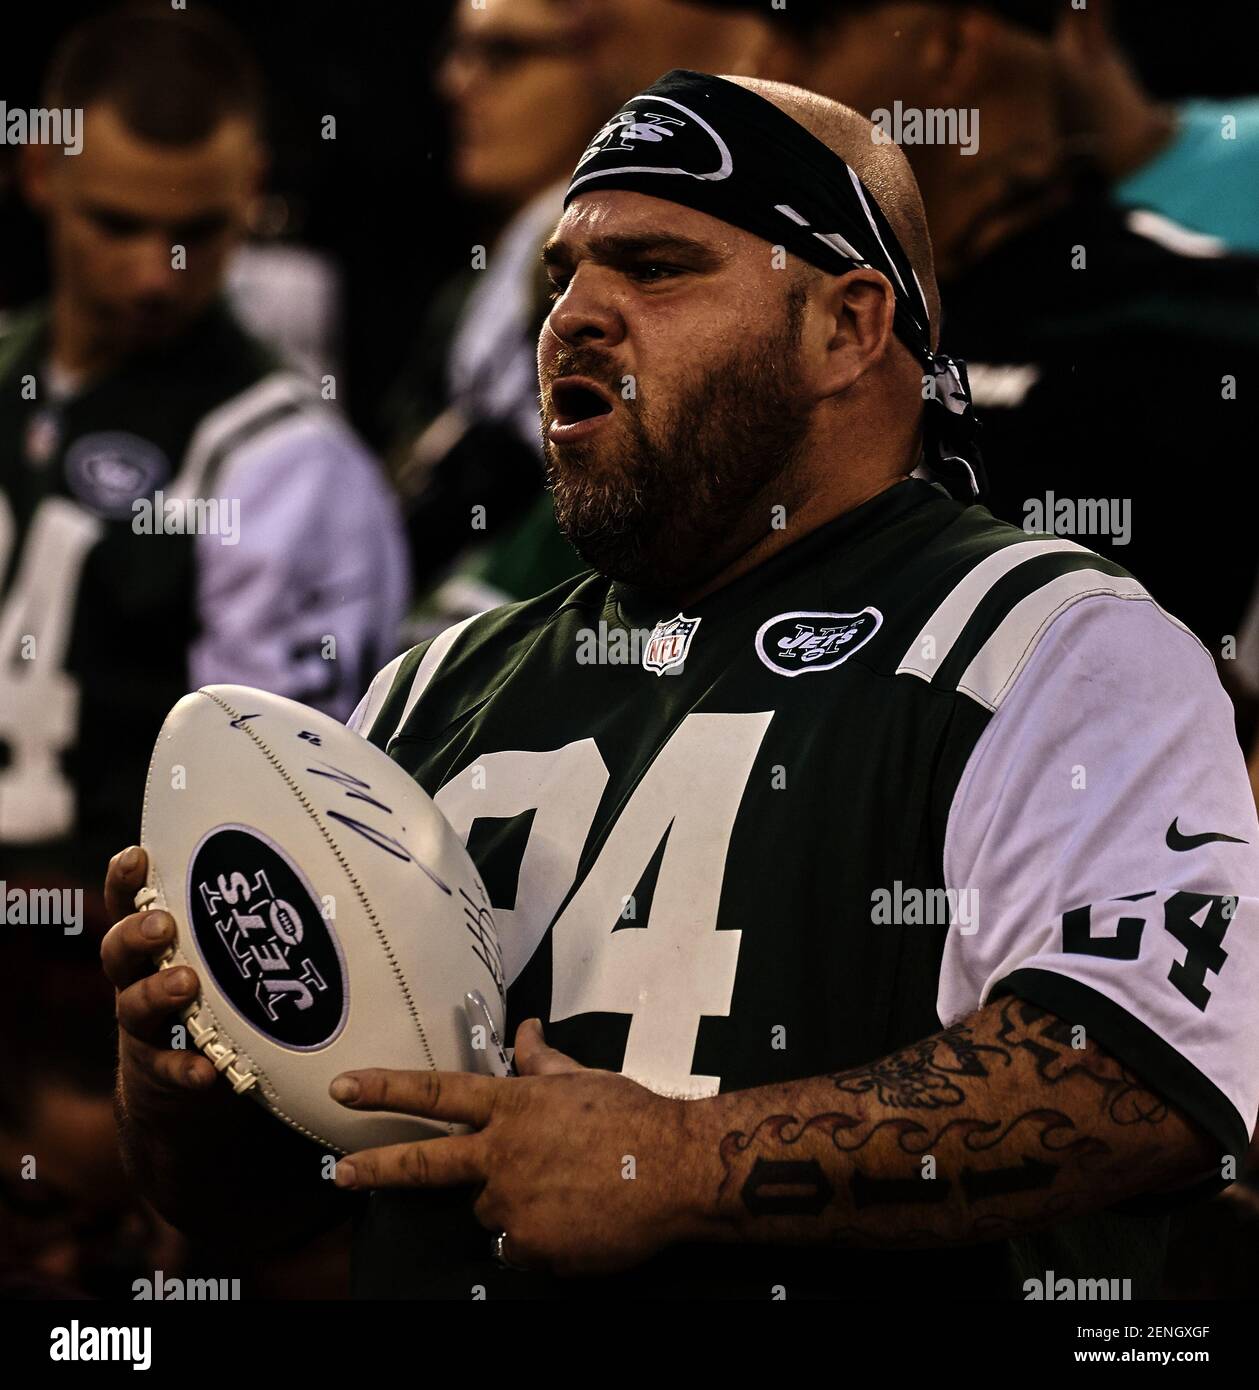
top-left (756, 608), bottom-right (882, 676)
top-left (64, 430), bottom-right (171, 520)
top-left (643, 613), bottom-right (700, 676)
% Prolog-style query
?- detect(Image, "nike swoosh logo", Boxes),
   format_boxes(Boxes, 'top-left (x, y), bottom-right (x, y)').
top-left (1166, 818), bottom-right (1249, 852)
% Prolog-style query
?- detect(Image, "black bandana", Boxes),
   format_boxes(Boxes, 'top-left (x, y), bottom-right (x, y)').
top-left (564, 69), bottom-right (985, 501)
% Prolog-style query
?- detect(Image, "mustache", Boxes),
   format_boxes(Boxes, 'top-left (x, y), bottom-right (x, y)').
top-left (540, 347), bottom-right (626, 400)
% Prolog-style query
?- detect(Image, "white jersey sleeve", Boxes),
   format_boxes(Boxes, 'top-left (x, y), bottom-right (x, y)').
top-left (189, 410), bottom-right (410, 722)
top-left (939, 593), bottom-right (1259, 1162)
top-left (346, 648), bottom-right (411, 737)
top-left (346, 614), bottom-right (482, 744)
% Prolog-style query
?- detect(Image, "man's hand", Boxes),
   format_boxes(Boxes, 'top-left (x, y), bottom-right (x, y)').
top-left (101, 845), bottom-right (347, 1249)
top-left (101, 845), bottom-right (218, 1112)
top-left (330, 1019), bottom-right (706, 1276)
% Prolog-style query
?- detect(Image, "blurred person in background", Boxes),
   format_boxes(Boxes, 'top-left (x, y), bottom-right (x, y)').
top-left (0, 4), bottom-right (408, 902)
top-left (1055, 0), bottom-right (1259, 255)
top-left (389, 0), bottom-right (769, 636)
top-left (384, 0), bottom-right (605, 631)
top-left (717, 0), bottom-right (1259, 721)
top-left (227, 215), bottom-right (345, 391)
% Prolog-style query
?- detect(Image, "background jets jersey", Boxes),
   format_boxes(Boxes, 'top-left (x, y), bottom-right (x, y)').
top-left (0, 301), bottom-right (407, 888)
top-left (349, 478), bottom-right (1259, 1299)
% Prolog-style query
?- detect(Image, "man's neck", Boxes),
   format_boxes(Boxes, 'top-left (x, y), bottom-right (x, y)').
top-left (673, 468), bottom-right (911, 610)
top-left (1098, 99), bottom-right (1177, 183)
top-left (1072, 50), bottom-right (1178, 183)
top-left (48, 288), bottom-right (114, 382)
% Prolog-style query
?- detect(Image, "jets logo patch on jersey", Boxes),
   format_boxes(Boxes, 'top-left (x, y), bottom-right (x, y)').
top-left (756, 607), bottom-right (883, 676)
top-left (643, 613), bottom-right (701, 676)
top-left (64, 430), bottom-right (171, 519)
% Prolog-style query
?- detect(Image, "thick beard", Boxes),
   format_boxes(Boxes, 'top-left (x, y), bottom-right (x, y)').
top-left (543, 290), bottom-right (812, 592)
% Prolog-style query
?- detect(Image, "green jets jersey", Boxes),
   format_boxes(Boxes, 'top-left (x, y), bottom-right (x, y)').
top-left (0, 301), bottom-right (408, 886)
top-left (348, 478), bottom-right (1259, 1299)
top-left (0, 302), bottom-right (274, 880)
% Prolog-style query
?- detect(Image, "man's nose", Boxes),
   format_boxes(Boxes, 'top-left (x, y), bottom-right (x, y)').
top-left (544, 267), bottom-right (626, 349)
top-left (126, 234), bottom-right (180, 295)
top-left (437, 48), bottom-right (475, 105)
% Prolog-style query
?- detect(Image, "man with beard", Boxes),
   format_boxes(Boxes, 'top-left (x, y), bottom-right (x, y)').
top-left (103, 74), bottom-right (1259, 1299)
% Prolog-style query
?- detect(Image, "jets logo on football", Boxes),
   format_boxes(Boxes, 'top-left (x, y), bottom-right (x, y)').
top-left (188, 826), bottom-right (347, 1049)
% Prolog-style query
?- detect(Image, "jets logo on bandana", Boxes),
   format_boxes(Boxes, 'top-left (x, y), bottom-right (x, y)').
top-left (756, 609), bottom-right (883, 677)
top-left (643, 613), bottom-right (701, 676)
top-left (570, 94), bottom-right (732, 192)
top-left (578, 110), bottom-right (685, 162)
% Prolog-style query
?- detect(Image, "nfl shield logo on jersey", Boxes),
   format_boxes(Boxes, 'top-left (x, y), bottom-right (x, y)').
top-left (643, 613), bottom-right (701, 676)
top-left (756, 608), bottom-right (883, 676)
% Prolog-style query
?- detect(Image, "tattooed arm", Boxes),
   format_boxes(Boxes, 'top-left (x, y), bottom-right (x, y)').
top-left (688, 995), bottom-right (1220, 1249)
top-left (327, 1005), bottom-right (1226, 1274)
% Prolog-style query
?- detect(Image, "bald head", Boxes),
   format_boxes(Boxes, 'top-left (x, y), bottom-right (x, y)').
top-left (722, 74), bottom-right (941, 347)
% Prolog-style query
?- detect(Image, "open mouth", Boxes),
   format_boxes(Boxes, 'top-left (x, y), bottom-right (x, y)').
top-left (550, 377), bottom-right (615, 427)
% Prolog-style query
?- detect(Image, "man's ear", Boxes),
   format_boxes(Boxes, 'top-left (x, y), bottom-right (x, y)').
top-left (815, 268), bottom-right (897, 397)
top-left (928, 4), bottom-right (994, 109)
top-left (722, 16), bottom-right (782, 78)
top-left (741, 30), bottom-right (805, 84)
top-left (242, 142), bottom-right (270, 233)
top-left (1055, 0), bottom-right (1113, 66)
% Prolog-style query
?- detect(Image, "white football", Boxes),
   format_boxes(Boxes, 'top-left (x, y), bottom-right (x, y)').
top-left (137, 683), bottom-right (508, 1154)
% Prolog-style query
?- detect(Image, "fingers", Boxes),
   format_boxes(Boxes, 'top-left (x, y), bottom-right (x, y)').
top-left (104, 845), bottom-right (148, 922)
top-left (330, 1068), bottom-right (500, 1127)
top-left (512, 1017), bottom-right (585, 1076)
top-left (124, 1032), bottom-right (217, 1092)
top-left (115, 963), bottom-right (200, 1045)
top-left (101, 908), bottom-right (177, 990)
top-left (335, 1134), bottom-right (486, 1190)
top-left (102, 849), bottom-right (217, 1102)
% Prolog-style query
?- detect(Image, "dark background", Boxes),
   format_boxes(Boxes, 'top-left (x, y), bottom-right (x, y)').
top-left (2, 0), bottom-right (1257, 438)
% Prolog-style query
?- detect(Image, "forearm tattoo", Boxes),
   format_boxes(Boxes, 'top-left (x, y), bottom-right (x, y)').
top-left (715, 997), bottom-right (1212, 1246)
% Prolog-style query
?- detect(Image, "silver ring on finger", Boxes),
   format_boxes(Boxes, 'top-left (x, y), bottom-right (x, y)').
top-left (491, 1230), bottom-right (526, 1271)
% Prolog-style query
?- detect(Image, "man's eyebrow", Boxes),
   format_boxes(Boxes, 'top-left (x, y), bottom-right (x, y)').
top-left (541, 232), bottom-right (725, 269)
top-left (82, 201), bottom-right (147, 228)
